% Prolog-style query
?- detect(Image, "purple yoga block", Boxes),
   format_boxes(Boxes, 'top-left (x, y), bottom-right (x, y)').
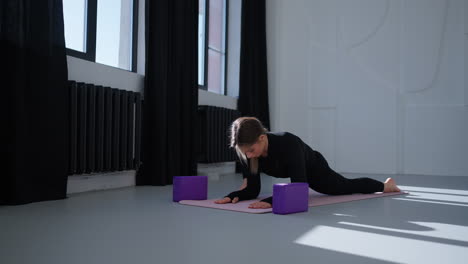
top-left (173, 176), bottom-right (208, 202)
top-left (272, 183), bottom-right (309, 215)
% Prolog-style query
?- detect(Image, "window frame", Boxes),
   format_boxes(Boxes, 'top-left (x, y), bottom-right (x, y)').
top-left (199, 0), bottom-right (229, 96)
top-left (65, 0), bottom-right (139, 73)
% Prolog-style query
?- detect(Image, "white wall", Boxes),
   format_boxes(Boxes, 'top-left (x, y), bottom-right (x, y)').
top-left (267, 0), bottom-right (467, 176)
top-left (67, 55), bottom-right (145, 93)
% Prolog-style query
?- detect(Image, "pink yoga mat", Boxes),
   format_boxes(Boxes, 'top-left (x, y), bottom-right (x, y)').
top-left (179, 190), bottom-right (408, 214)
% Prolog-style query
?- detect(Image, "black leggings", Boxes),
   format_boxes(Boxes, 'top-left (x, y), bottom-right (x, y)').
top-left (308, 152), bottom-right (384, 195)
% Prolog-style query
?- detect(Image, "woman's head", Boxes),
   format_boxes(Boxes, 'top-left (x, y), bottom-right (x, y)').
top-left (230, 117), bottom-right (268, 160)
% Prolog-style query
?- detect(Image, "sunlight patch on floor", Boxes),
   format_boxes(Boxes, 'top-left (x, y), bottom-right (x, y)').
top-left (395, 185), bottom-right (468, 207)
top-left (398, 186), bottom-right (468, 196)
top-left (402, 192), bottom-right (468, 203)
top-left (332, 213), bottom-right (356, 217)
top-left (338, 221), bottom-right (468, 243)
top-left (294, 225), bottom-right (468, 264)
top-left (392, 198), bottom-right (468, 207)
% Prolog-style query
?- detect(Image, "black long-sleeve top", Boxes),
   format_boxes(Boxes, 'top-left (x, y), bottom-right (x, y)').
top-left (225, 132), bottom-right (318, 205)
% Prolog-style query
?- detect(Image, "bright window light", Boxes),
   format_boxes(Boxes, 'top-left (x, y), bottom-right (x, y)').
top-left (96, 0), bottom-right (133, 70)
top-left (207, 0), bottom-right (226, 94)
top-left (63, 0), bottom-right (87, 52)
top-left (199, 0), bottom-right (206, 85)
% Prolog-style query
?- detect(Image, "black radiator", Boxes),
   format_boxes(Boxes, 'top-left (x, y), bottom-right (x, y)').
top-left (68, 81), bottom-right (142, 175)
top-left (197, 105), bottom-right (241, 163)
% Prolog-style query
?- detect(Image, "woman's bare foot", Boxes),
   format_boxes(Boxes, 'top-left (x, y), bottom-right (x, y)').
top-left (383, 178), bottom-right (401, 193)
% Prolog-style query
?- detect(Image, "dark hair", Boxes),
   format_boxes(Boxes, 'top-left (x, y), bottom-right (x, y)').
top-left (229, 117), bottom-right (268, 170)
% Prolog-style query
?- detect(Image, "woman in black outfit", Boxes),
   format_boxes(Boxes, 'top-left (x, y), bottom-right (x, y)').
top-left (215, 117), bottom-right (401, 209)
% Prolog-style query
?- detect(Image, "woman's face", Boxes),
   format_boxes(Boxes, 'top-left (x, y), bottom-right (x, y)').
top-left (239, 135), bottom-right (266, 159)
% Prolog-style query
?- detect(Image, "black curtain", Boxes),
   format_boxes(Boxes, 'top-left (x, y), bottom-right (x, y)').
top-left (238, 0), bottom-right (270, 129)
top-left (1, 0), bottom-right (69, 204)
top-left (136, 0), bottom-right (198, 186)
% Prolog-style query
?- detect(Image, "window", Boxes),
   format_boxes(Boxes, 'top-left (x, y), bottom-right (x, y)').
top-left (63, 0), bottom-right (138, 72)
top-left (199, 0), bottom-right (207, 86)
top-left (199, 0), bottom-right (227, 95)
top-left (63, 0), bottom-right (87, 53)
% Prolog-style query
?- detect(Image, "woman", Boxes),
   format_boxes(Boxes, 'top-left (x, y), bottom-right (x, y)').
top-left (214, 117), bottom-right (401, 209)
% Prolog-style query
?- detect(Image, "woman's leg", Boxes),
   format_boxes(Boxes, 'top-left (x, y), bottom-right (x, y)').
top-left (308, 151), bottom-right (385, 195)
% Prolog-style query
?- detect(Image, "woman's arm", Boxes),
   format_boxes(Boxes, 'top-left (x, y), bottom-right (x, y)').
top-left (239, 178), bottom-right (247, 190)
top-left (255, 136), bottom-right (309, 207)
top-left (227, 158), bottom-right (260, 200)
top-left (286, 136), bottom-right (308, 183)
top-left (214, 178), bottom-right (248, 204)
top-left (214, 158), bottom-right (261, 204)
top-left (225, 171), bottom-right (261, 201)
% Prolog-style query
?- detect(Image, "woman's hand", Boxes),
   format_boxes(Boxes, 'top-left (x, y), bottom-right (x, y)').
top-left (214, 197), bottom-right (239, 204)
top-left (248, 201), bottom-right (272, 209)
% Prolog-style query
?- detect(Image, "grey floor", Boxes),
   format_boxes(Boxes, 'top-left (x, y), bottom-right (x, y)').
top-left (1, 173), bottom-right (468, 264)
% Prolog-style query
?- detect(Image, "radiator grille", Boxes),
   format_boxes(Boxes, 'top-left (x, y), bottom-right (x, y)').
top-left (68, 81), bottom-right (142, 175)
top-left (197, 105), bottom-right (241, 163)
